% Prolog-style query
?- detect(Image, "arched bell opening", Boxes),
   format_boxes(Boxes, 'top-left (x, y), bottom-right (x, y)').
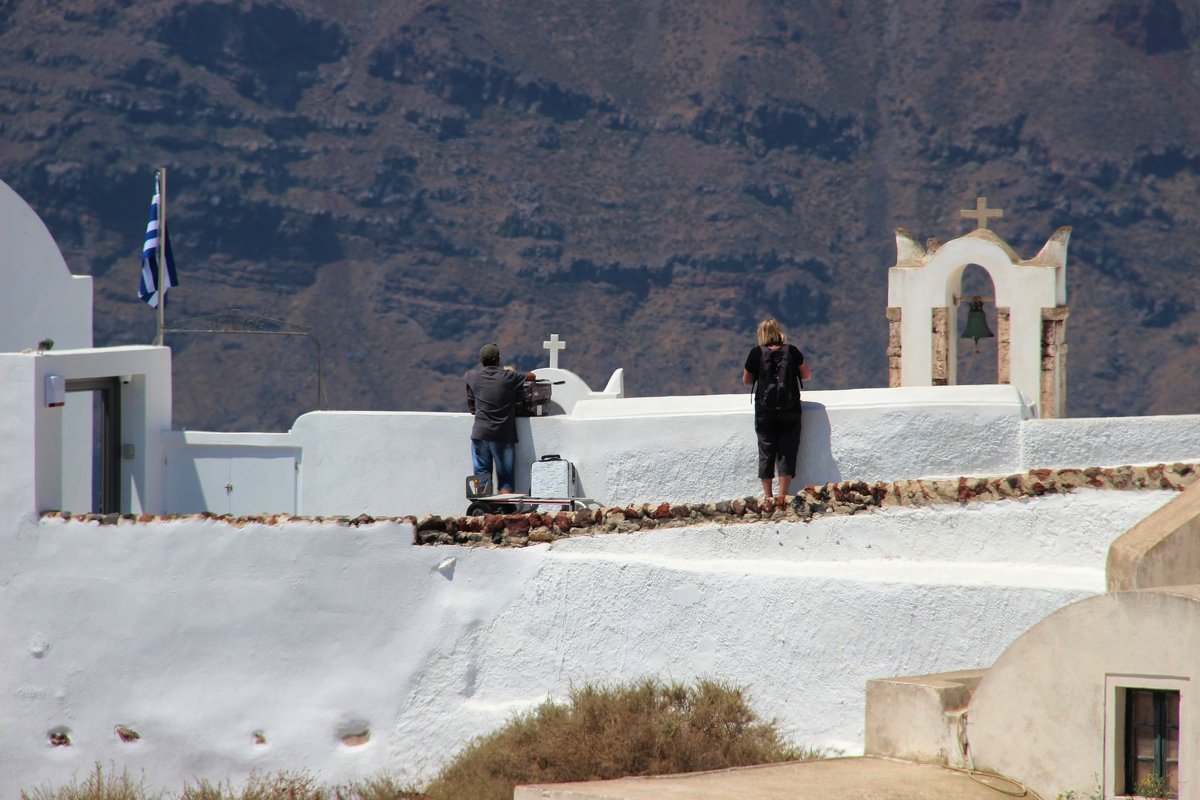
top-left (953, 264), bottom-right (1002, 385)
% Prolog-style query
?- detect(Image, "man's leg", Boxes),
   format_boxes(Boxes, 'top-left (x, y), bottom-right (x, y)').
top-left (471, 439), bottom-right (494, 493)
top-left (493, 442), bottom-right (517, 493)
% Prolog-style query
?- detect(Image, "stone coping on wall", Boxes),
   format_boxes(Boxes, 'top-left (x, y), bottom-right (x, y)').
top-left (38, 463), bottom-right (1200, 548)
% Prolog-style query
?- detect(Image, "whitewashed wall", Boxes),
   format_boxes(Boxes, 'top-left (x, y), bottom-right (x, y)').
top-left (565, 385), bottom-right (1028, 505)
top-left (0, 489), bottom-right (1174, 795)
top-left (157, 384), bottom-right (1200, 519)
top-left (1020, 414), bottom-right (1200, 469)
top-left (0, 179), bottom-right (95, 510)
top-left (0, 179), bottom-right (93, 354)
top-left (0, 348), bottom-right (173, 516)
top-left (0, 355), bottom-right (39, 518)
top-left (160, 384), bottom-right (1027, 518)
top-left (164, 386), bottom-right (1032, 520)
top-left (968, 587), bottom-right (1200, 798)
top-left (1, 347), bottom-right (174, 513)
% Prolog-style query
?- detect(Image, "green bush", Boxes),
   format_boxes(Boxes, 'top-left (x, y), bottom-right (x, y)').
top-left (423, 677), bottom-right (821, 800)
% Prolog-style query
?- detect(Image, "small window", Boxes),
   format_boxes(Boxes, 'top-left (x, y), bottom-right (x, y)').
top-left (1125, 688), bottom-right (1180, 797)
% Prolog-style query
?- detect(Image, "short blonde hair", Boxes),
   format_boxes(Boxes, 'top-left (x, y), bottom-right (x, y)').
top-left (757, 318), bottom-right (786, 347)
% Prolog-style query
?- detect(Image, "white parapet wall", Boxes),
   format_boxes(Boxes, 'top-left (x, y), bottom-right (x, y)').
top-left (563, 385), bottom-right (1029, 506)
top-left (157, 384), bottom-right (1200, 519)
top-left (0, 487), bottom-right (1176, 794)
top-left (1019, 414), bottom-right (1200, 469)
top-left (164, 385), bottom-right (1034, 518)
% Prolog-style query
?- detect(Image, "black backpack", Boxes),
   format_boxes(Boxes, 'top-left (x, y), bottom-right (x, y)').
top-left (756, 345), bottom-right (800, 412)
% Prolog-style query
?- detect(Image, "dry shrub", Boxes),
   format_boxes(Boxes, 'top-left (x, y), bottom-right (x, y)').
top-left (21, 763), bottom-right (160, 800)
top-left (180, 773), bottom-right (323, 800)
top-left (175, 781), bottom-right (225, 800)
top-left (334, 776), bottom-right (428, 800)
top-left (26, 768), bottom-right (428, 800)
top-left (424, 677), bottom-right (820, 800)
top-left (179, 773), bottom-right (427, 800)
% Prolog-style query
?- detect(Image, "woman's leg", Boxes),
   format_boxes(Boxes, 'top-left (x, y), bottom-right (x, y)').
top-left (755, 418), bottom-right (776, 499)
top-left (776, 414), bottom-right (801, 501)
top-left (776, 474), bottom-right (792, 502)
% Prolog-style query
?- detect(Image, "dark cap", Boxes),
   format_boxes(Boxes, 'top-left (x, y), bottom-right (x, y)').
top-left (479, 343), bottom-right (500, 364)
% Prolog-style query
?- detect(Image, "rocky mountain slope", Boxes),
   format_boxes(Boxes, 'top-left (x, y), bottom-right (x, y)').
top-left (2, 0), bottom-right (1198, 431)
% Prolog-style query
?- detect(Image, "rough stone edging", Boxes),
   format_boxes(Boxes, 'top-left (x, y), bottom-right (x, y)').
top-left (38, 463), bottom-right (1199, 549)
top-left (409, 463), bottom-right (1199, 547)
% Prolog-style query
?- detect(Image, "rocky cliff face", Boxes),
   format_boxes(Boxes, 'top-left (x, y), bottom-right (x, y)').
top-left (3, 0), bottom-right (1198, 431)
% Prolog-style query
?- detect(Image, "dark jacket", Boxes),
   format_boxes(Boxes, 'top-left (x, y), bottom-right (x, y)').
top-left (465, 366), bottom-right (528, 443)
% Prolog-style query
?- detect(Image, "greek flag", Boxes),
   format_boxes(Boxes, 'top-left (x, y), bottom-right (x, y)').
top-left (138, 180), bottom-right (178, 308)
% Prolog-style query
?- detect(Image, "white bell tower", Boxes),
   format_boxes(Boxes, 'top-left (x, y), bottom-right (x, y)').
top-left (886, 198), bottom-right (1070, 418)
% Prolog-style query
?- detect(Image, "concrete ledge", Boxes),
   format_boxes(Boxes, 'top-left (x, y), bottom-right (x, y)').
top-left (865, 670), bottom-right (985, 767)
top-left (1107, 478), bottom-right (1200, 591)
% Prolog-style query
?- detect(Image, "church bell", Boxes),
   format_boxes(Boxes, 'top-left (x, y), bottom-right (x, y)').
top-left (960, 297), bottom-right (994, 351)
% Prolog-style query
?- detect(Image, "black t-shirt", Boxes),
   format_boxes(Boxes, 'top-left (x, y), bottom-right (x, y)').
top-left (465, 366), bottom-right (528, 443)
top-left (745, 344), bottom-right (804, 410)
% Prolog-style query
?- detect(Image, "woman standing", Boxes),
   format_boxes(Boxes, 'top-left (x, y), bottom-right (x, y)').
top-left (742, 318), bottom-right (812, 503)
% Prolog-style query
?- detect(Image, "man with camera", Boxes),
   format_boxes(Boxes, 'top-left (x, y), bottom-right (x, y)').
top-left (465, 343), bottom-right (536, 495)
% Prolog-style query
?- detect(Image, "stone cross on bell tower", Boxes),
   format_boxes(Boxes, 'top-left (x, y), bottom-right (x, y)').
top-left (886, 200), bottom-right (1071, 419)
top-left (960, 196), bottom-right (1004, 230)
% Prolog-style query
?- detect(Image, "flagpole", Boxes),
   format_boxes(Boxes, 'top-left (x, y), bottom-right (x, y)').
top-left (155, 167), bottom-right (167, 346)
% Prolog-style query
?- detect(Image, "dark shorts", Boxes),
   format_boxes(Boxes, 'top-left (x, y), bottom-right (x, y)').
top-left (755, 411), bottom-right (801, 479)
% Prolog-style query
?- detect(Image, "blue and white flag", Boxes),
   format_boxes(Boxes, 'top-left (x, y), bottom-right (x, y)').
top-left (138, 179), bottom-right (178, 308)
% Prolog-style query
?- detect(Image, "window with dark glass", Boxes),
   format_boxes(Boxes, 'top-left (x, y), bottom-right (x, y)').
top-left (1125, 688), bottom-right (1180, 797)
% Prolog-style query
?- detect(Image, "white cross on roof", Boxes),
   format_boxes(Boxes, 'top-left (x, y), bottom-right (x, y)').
top-left (543, 333), bottom-right (565, 369)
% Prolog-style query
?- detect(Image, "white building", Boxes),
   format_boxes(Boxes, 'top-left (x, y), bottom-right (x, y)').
top-left (2, 178), bottom-right (1198, 798)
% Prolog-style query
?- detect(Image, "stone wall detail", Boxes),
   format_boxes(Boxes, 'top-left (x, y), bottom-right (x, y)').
top-left (887, 307), bottom-right (902, 388)
top-left (44, 464), bottom-right (1198, 548)
top-left (996, 307), bottom-right (1011, 384)
top-left (407, 463), bottom-right (1195, 547)
top-left (1040, 306), bottom-right (1069, 419)
top-left (931, 307), bottom-right (950, 386)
